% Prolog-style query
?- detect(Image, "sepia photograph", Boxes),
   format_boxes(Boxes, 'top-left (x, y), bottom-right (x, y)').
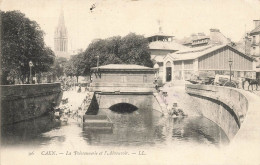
top-left (1, 0), bottom-right (260, 164)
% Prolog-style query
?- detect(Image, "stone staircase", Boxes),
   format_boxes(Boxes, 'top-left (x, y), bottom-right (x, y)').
top-left (83, 115), bottom-right (113, 131)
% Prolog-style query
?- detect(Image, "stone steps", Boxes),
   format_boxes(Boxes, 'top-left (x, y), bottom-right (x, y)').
top-left (83, 115), bottom-right (113, 130)
top-left (83, 119), bottom-right (113, 127)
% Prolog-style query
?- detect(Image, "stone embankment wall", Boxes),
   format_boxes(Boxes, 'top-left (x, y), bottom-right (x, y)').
top-left (185, 84), bottom-right (250, 140)
top-left (1, 83), bottom-right (62, 125)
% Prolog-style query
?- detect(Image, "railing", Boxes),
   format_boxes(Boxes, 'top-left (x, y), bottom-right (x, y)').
top-left (90, 82), bottom-right (154, 87)
top-left (89, 82), bottom-right (155, 93)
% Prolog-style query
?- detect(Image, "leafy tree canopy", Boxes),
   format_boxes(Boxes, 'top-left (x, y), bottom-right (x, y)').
top-left (1, 10), bottom-right (55, 84)
top-left (51, 57), bottom-right (68, 79)
top-left (64, 54), bottom-right (85, 82)
top-left (80, 33), bottom-right (153, 75)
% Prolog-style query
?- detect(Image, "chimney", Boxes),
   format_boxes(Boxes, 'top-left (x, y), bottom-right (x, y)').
top-left (197, 33), bottom-right (205, 36)
top-left (210, 28), bottom-right (220, 32)
top-left (253, 20), bottom-right (260, 28)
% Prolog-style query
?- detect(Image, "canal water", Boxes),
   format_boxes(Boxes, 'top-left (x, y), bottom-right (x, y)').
top-left (1, 104), bottom-right (229, 149)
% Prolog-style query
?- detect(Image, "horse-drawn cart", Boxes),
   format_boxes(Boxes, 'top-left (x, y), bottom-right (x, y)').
top-left (188, 73), bottom-right (239, 88)
top-left (214, 75), bottom-right (239, 88)
top-left (187, 73), bottom-right (214, 85)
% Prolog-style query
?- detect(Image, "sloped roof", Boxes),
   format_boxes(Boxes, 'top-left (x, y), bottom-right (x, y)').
top-left (167, 44), bottom-right (253, 61)
top-left (181, 36), bottom-right (194, 45)
top-left (209, 31), bottom-right (230, 45)
top-left (179, 29), bottom-right (231, 46)
top-left (174, 45), bottom-right (214, 54)
top-left (91, 64), bottom-right (154, 71)
top-left (192, 35), bottom-right (210, 41)
top-left (149, 41), bottom-right (186, 50)
top-left (146, 32), bottom-right (174, 38)
top-left (250, 25), bottom-right (260, 35)
top-left (152, 55), bottom-right (164, 62)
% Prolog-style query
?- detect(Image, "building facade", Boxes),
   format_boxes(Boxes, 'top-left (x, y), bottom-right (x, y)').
top-left (182, 29), bottom-right (231, 47)
top-left (250, 20), bottom-right (260, 64)
top-left (89, 64), bottom-right (156, 93)
top-left (150, 28), bottom-right (232, 83)
top-left (54, 9), bottom-right (69, 58)
top-left (163, 45), bottom-right (255, 83)
top-left (147, 31), bottom-right (185, 83)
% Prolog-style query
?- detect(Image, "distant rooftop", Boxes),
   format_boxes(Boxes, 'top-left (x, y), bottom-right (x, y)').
top-left (91, 64), bottom-right (154, 71)
top-left (180, 29), bottom-right (231, 47)
top-left (146, 32), bottom-right (174, 38)
top-left (167, 44), bottom-right (253, 61)
top-left (149, 41), bottom-right (186, 50)
top-left (250, 25), bottom-right (260, 35)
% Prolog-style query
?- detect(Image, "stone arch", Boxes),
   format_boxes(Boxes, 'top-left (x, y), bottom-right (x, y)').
top-left (109, 103), bottom-right (138, 113)
top-left (98, 94), bottom-right (152, 110)
top-left (166, 61), bottom-right (172, 67)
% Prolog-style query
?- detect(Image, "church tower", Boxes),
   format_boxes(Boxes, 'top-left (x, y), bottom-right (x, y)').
top-left (54, 8), bottom-right (69, 58)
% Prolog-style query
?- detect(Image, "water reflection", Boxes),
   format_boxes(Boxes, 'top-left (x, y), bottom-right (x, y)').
top-left (82, 108), bottom-right (229, 147)
top-left (1, 114), bottom-right (63, 147)
top-left (1, 108), bottom-right (229, 148)
top-left (169, 117), bottom-right (229, 145)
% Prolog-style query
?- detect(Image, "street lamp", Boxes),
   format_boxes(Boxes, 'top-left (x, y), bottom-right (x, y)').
top-left (96, 55), bottom-right (99, 71)
top-left (228, 58), bottom-right (233, 82)
top-left (29, 61), bottom-right (34, 84)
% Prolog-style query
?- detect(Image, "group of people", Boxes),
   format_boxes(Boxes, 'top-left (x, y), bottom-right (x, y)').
top-left (167, 103), bottom-right (187, 117)
top-left (52, 100), bottom-right (71, 122)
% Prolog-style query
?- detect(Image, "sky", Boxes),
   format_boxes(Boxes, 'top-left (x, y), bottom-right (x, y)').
top-left (1, 0), bottom-right (260, 52)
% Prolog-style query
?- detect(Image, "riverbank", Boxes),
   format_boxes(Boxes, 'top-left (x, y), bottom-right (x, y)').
top-left (2, 83), bottom-right (259, 165)
top-left (156, 83), bottom-right (200, 117)
top-left (61, 87), bottom-right (87, 113)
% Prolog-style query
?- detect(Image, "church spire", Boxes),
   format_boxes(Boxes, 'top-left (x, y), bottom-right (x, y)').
top-left (54, 3), bottom-right (69, 58)
top-left (58, 8), bottom-right (65, 27)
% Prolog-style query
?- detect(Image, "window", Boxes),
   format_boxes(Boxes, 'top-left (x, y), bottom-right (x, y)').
top-left (253, 36), bottom-right (256, 44)
top-left (252, 47), bottom-right (256, 55)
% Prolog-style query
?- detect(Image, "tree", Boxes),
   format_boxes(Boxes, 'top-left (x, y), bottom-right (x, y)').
top-left (80, 33), bottom-right (153, 75)
top-left (51, 57), bottom-right (67, 79)
top-left (1, 10), bottom-right (55, 84)
top-left (64, 54), bottom-right (85, 83)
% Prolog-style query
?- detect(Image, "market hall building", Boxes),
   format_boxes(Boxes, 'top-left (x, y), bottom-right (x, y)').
top-left (162, 44), bottom-right (256, 83)
top-left (147, 31), bottom-right (185, 83)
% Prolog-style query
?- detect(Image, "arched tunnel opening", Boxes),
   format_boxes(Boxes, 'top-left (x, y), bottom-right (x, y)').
top-left (109, 103), bottom-right (138, 113)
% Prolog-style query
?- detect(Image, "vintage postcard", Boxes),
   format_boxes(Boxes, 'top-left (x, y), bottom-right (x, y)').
top-left (1, 0), bottom-right (260, 164)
